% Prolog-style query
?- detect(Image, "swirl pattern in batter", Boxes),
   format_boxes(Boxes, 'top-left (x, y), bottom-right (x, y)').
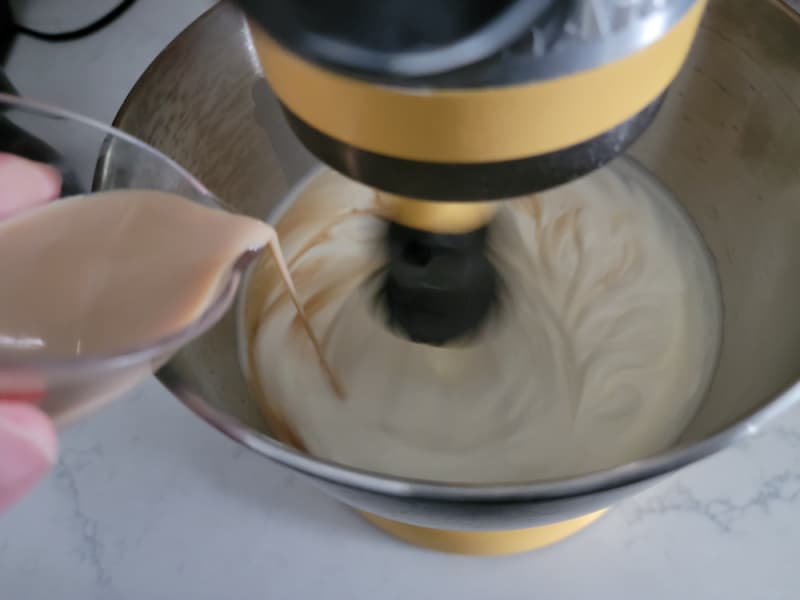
top-left (242, 159), bottom-right (721, 484)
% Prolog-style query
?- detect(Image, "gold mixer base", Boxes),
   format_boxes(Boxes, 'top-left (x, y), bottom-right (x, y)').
top-left (360, 509), bottom-right (607, 555)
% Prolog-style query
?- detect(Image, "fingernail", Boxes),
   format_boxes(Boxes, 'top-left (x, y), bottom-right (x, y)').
top-left (0, 404), bottom-right (57, 510)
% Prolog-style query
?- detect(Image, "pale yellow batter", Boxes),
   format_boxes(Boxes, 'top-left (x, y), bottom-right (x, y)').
top-left (244, 160), bottom-right (721, 483)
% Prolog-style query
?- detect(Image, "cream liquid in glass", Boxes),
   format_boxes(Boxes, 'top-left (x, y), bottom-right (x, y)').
top-left (0, 189), bottom-right (332, 423)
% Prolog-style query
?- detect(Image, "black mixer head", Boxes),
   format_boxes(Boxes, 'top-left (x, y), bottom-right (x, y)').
top-left (238, 0), bottom-right (705, 346)
top-left (378, 221), bottom-right (499, 346)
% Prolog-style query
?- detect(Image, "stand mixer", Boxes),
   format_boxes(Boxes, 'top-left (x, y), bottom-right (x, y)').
top-left (237, 0), bottom-right (706, 345)
top-left (102, 0), bottom-right (800, 555)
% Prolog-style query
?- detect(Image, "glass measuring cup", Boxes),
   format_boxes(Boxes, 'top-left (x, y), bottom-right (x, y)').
top-left (0, 93), bottom-right (254, 426)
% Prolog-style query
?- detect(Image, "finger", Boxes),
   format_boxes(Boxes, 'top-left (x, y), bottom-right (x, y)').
top-left (0, 154), bottom-right (62, 220)
top-left (0, 403), bottom-right (58, 511)
top-left (0, 370), bottom-right (46, 405)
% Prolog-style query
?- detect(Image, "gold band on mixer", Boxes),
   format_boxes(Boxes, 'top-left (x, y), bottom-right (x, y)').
top-left (361, 510), bottom-right (608, 555)
top-left (380, 194), bottom-right (498, 233)
top-left (250, 0), bottom-right (705, 164)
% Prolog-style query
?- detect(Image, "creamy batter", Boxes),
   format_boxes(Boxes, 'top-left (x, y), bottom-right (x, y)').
top-left (245, 160), bottom-right (721, 483)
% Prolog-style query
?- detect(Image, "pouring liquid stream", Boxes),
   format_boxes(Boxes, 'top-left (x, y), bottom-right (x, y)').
top-left (265, 239), bottom-right (345, 399)
top-left (0, 189), bottom-right (342, 415)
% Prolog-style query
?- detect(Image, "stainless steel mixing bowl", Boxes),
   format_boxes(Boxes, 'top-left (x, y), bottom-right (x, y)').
top-left (99, 0), bottom-right (800, 534)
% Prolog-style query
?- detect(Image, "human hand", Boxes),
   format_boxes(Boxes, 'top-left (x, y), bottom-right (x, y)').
top-left (0, 153), bottom-right (60, 511)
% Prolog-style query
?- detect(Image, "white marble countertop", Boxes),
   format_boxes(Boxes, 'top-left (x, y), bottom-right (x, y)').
top-left (2, 2), bottom-right (800, 598)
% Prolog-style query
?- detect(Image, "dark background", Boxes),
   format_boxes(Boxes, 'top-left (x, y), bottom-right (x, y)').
top-left (1, 0), bottom-right (13, 64)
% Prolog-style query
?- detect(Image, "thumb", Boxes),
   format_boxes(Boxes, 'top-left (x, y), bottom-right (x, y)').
top-left (0, 403), bottom-right (58, 511)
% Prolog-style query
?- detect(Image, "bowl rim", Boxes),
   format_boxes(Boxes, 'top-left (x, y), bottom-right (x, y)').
top-left (145, 151), bottom-right (800, 502)
top-left (159, 363), bottom-right (800, 501)
top-left (110, 0), bottom-right (800, 501)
